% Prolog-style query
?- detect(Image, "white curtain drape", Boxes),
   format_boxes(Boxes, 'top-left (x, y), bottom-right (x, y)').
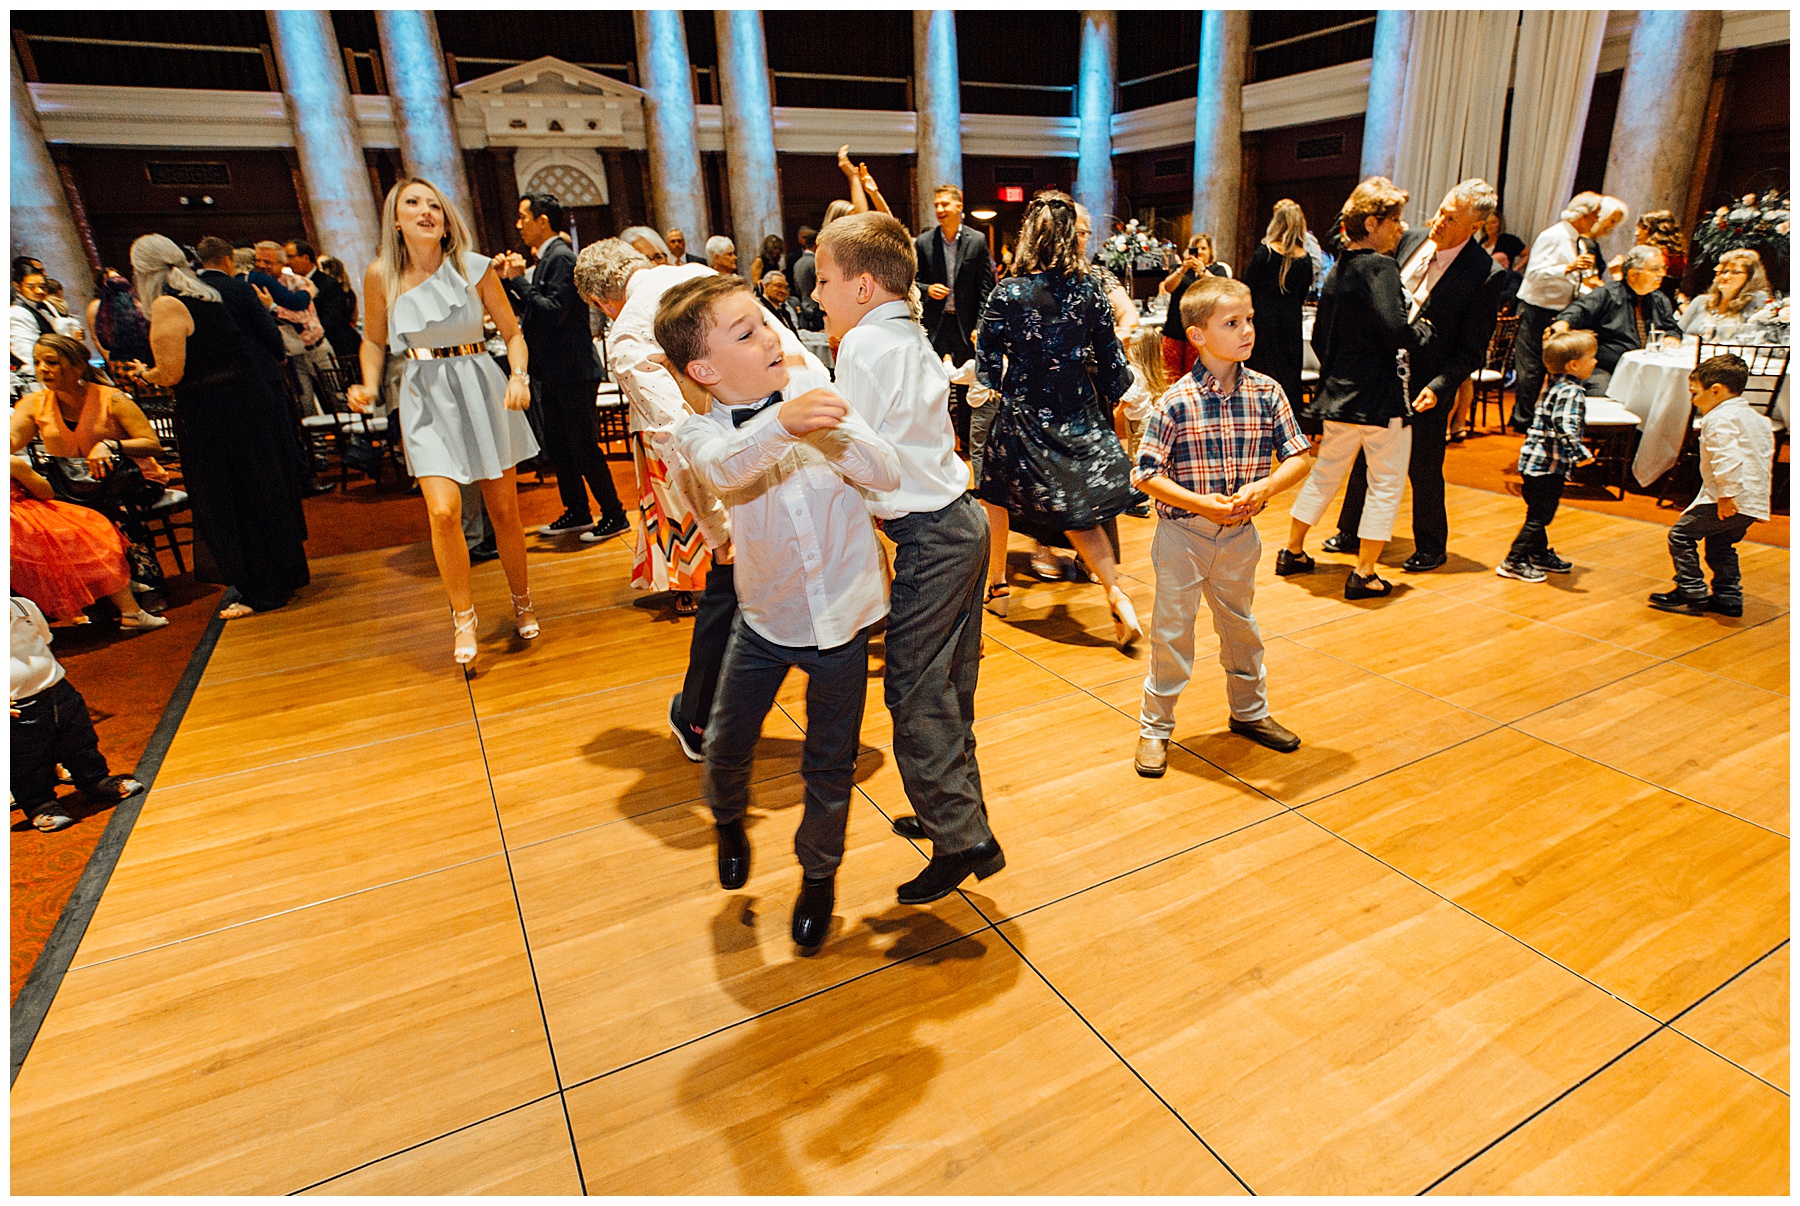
top-left (1390, 11), bottom-right (1520, 227)
top-left (1505, 11), bottom-right (1609, 249)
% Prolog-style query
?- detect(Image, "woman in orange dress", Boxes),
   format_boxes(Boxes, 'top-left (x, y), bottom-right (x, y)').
top-left (10, 456), bottom-right (166, 629)
top-left (9, 334), bottom-right (171, 489)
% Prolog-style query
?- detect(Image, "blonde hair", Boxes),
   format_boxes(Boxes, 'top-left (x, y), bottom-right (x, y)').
top-left (1542, 328), bottom-right (1597, 374)
top-left (1337, 177), bottom-right (1408, 247)
top-left (1011, 190), bottom-right (1085, 278)
top-left (1706, 248), bottom-right (1769, 318)
top-left (1179, 275), bottom-right (1251, 334)
top-left (815, 211), bottom-right (916, 297)
top-left (654, 273), bottom-right (753, 376)
top-left (822, 199), bottom-right (856, 231)
top-left (1125, 325), bottom-right (1167, 396)
top-left (1263, 199), bottom-right (1308, 289)
top-left (375, 177), bottom-right (477, 319)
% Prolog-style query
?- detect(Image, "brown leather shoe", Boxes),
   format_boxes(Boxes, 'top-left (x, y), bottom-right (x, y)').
top-left (1228, 715), bottom-right (1301, 753)
top-left (1134, 736), bottom-right (1168, 777)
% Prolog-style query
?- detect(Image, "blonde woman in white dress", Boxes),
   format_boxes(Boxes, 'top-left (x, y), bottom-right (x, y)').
top-left (347, 177), bottom-right (540, 670)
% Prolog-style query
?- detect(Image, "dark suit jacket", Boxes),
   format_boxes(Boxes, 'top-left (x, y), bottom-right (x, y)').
top-left (306, 269), bottom-right (359, 363)
top-left (502, 236), bottom-right (600, 384)
top-left (1554, 278), bottom-right (1677, 374)
top-left (915, 224), bottom-right (993, 353)
top-left (760, 293), bottom-right (802, 333)
top-left (1396, 229), bottom-right (1506, 403)
top-left (199, 267), bottom-right (287, 390)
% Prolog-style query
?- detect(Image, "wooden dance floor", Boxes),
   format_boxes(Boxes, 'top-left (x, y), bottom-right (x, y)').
top-left (11, 481), bottom-right (1789, 1194)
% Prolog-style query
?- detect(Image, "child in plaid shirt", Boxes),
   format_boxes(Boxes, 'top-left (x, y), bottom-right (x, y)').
top-left (1497, 329), bottom-right (1597, 582)
top-left (1131, 276), bottom-right (1315, 777)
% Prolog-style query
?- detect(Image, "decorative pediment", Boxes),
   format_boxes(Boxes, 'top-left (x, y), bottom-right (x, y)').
top-left (454, 55), bottom-right (644, 147)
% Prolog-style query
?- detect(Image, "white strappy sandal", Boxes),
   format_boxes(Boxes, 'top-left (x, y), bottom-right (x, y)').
top-left (452, 605), bottom-right (479, 673)
top-left (511, 591), bottom-right (539, 641)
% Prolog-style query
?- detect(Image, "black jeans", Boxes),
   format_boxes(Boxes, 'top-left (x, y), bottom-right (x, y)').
top-left (679, 562), bottom-right (736, 733)
top-left (704, 618), bottom-right (869, 879)
top-left (1668, 504), bottom-right (1756, 603)
top-left (882, 493), bottom-right (993, 857)
top-left (11, 678), bottom-right (111, 813)
top-left (539, 377), bottom-right (624, 523)
top-left (1507, 471), bottom-right (1564, 562)
top-left (1336, 401), bottom-right (1449, 559)
top-left (1510, 302), bottom-right (1557, 431)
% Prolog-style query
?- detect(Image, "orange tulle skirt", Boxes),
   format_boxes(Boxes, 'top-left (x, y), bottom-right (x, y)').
top-left (10, 482), bottom-right (131, 620)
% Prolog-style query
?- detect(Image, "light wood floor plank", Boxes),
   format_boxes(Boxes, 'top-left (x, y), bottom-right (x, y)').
top-left (1674, 944), bottom-right (1790, 1092)
top-left (298, 1096), bottom-right (583, 1195)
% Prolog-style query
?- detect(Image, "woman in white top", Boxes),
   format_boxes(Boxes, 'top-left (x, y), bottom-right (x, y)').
top-left (1679, 249), bottom-right (1772, 339)
top-left (347, 178), bottom-right (540, 670)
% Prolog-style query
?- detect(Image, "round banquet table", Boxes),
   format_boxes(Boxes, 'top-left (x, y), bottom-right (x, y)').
top-left (1610, 345), bottom-right (1791, 487)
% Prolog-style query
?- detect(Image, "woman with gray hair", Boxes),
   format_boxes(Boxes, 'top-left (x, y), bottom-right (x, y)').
top-left (130, 233), bottom-right (310, 617)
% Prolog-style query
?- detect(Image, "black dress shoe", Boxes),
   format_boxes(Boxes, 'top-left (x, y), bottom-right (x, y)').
top-left (1344, 570), bottom-right (1392, 600)
top-left (1402, 551), bottom-right (1447, 573)
top-left (468, 540), bottom-right (499, 564)
top-left (1228, 715), bottom-right (1302, 753)
top-left (896, 838), bottom-right (1006, 905)
top-left (792, 875), bottom-right (835, 948)
top-left (1705, 596), bottom-right (1745, 618)
top-left (716, 819), bottom-right (750, 890)
top-left (1275, 549), bottom-right (1315, 576)
top-left (891, 814), bottom-right (926, 839)
top-left (1648, 590), bottom-right (1711, 616)
top-left (1320, 532), bottom-right (1356, 555)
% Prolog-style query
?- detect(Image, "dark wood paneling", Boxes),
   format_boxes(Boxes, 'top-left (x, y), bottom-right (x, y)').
top-left (776, 152), bottom-right (914, 246)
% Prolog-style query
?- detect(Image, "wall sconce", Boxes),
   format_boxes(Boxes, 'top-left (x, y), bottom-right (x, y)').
top-left (970, 209), bottom-right (997, 221)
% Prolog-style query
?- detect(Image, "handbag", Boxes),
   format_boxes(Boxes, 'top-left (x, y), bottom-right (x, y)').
top-left (31, 441), bottom-right (163, 509)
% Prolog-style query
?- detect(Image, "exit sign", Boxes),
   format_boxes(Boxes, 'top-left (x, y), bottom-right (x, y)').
top-left (997, 186), bottom-right (1025, 203)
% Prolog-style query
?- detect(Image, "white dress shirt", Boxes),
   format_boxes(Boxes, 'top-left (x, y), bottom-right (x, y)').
top-left (1690, 397), bottom-right (1775, 521)
top-left (672, 363), bottom-right (901, 649)
top-left (832, 299), bottom-right (968, 519)
top-left (1399, 236), bottom-right (1469, 320)
top-left (10, 597), bottom-right (63, 702)
top-left (1517, 220), bottom-right (1584, 311)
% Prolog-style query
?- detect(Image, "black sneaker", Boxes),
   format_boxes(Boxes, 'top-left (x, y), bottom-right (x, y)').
top-left (1531, 549), bottom-right (1573, 573)
top-left (1495, 558), bottom-right (1546, 583)
top-left (579, 514), bottom-right (631, 544)
top-left (1320, 532), bottom-right (1357, 555)
top-left (539, 510), bottom-right (595, 537)
top-left (1648, 590), bottom-right (1710, 615)
top-left (1275, 549), bottom-right (1315, 576)
top-left (668, 693), bottom-right (704, 762)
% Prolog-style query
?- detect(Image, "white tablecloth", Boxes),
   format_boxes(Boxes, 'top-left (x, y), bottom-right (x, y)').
top-left (1611, 345), bottom-right (1790, 486)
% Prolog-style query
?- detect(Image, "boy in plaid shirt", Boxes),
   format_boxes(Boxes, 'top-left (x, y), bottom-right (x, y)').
top-left (1497, 329), bottom-right (1597, 582)
top-left (1132, 276), bottom-right (1314, 777)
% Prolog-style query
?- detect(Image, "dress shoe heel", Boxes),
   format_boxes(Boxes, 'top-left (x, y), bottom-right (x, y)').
top-left (972, 848), bottom-right (1006, 881)
top-left (896, 837), bottom-right (1005, 905)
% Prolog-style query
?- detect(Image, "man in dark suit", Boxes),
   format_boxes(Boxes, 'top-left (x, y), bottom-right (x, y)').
top-left (915, 184), bottom-right (993, 450)
top-left (758, 271), bottom-right (803, 333)
top-left (1548, 245), bottom-right (1676, 397)
top-left (495, 192), bottom-right (628, 542)
top-left (665, 228), bottom-right (707, 266)
top-left (1325, 180), bottom-right (1505, 572)
top-left (285, 238), bottom-right (360, 379)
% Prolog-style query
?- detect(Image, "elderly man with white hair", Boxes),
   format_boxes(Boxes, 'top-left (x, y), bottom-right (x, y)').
top-left (1509, 191), bottom-right (1626, 430)
top-left (704, 235), bottom-right (738, 275)
top-left (1323, 178), bottom-right (1506, 574)
top-left (758, 270), bottom-right (802, 332)
top-left (1548, 243), bottom-right (1677, 397)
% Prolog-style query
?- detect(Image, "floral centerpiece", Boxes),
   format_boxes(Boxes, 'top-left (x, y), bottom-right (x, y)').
top-left (1693, 189), bottom-right (1790, 262)
top-left (1099, 219), bottom-right (1157, 276)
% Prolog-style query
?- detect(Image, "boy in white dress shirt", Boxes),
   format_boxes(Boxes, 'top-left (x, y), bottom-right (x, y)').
top-left (659, 274), bottom-right (901, 949)
top-left (814, 212), bottom-right (1004, 905)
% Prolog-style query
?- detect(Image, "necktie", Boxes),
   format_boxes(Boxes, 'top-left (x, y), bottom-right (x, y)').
top-left (1402, 241), bottom-right (1437, 321)
top-left (731, 391), bottom-right (783, 428)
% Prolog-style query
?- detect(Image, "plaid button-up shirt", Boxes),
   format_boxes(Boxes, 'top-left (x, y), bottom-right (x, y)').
top-left (1516, 374), bottom-right (1592, 477)
top-left (1132, 365), bottom-right (1310, 519)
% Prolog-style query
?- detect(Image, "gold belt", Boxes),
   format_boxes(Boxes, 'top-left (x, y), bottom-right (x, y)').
top-left (404, 342), bottom-right (485, 360)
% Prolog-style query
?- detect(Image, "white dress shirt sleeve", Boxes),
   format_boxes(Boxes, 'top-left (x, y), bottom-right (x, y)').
top-left (806, 407), bottom-right (902, 494)
top-left (1520, 224), bottom-right (1578, 308)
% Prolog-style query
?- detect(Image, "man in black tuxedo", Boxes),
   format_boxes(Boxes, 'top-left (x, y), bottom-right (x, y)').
top-left (495, 192), bottom-right (628, 542)
top-left (285, 238), bottom-right (360, 379)
top-left (1325, 180), bottom-right (1505, 572)
top-left (915, 184), bottom-right (993, 450)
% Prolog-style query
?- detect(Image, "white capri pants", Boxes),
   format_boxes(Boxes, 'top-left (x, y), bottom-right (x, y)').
top-left (1289, 418), bottom-right (1413, 543)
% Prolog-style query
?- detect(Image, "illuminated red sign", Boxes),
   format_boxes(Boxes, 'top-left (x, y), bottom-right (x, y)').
top-left (997, 186), bottom-right (1025, 203)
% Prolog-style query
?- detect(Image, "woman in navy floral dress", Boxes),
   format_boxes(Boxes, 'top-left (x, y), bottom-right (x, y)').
top-left (976, 191), bottom-right (1141, 648)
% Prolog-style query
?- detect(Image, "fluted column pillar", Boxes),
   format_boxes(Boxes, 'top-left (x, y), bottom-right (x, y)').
top-left (267, 10), bottom-right (379, 279)
top-left (1191, 11), bottom-right (1249, 260)
top-left (11, 49), bottom-right (94, 320)
top-left (1359, 10), bottom-right (1414, 180)
top-left (714, 10), bottom-right (782, 276)
top-left (1073, 11), bottom-right (1117, 226)
top-left (913, 11), bottom-right (963, 232)
top-left (376, 10), bottom-right (473, 223)
top-left (634, 11), bottom-right (708, 247)
top-left (1601, 10), bottom-right (1723, 261)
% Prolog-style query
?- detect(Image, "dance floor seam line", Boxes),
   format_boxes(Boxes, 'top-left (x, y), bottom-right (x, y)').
top-left (982, 912), bottom-right (1259, 1194)
top-left (1660, 939), bottom-right (1793, 1098)
top-left (463, 676), bottom-right (591, 1193)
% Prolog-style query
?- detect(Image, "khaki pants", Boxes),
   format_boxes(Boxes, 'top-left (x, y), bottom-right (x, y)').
top-left (1139, 514), bottom-right (1269, 738)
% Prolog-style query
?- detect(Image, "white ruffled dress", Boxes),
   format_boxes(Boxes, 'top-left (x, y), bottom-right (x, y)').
top-left (389, 251), bottom-right (539, 483)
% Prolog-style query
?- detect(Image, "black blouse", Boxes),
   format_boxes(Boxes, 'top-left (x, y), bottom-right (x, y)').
top-left (1309, 248), bottom-right (1434, 427)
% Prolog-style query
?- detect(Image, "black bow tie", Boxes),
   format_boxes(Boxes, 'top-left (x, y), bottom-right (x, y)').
top-left (731, 391), bottom-right (783, 427)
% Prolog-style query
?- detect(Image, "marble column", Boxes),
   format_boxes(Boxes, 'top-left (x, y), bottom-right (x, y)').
top-left (634, 10), bottom-right (708, 246)
top-left (376, 10), bottom-right (475, 224)
top-left (1600, 10), bottom-right (1723, 261)
top-left (267, 10), bottom-right (379, 279)
top-left (1073, 11), bottom-right (1117, 226)
top-left (913, 11), bottom-right (963, 233)
top-left (714, 10), bottom-right (782, 275)
top-left (1191, 10), bottom-right (1249, 258)
top-left (11, 50), bottom-right (96, 319)
top-left (1359, 10), bottom-right (1414, 180)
